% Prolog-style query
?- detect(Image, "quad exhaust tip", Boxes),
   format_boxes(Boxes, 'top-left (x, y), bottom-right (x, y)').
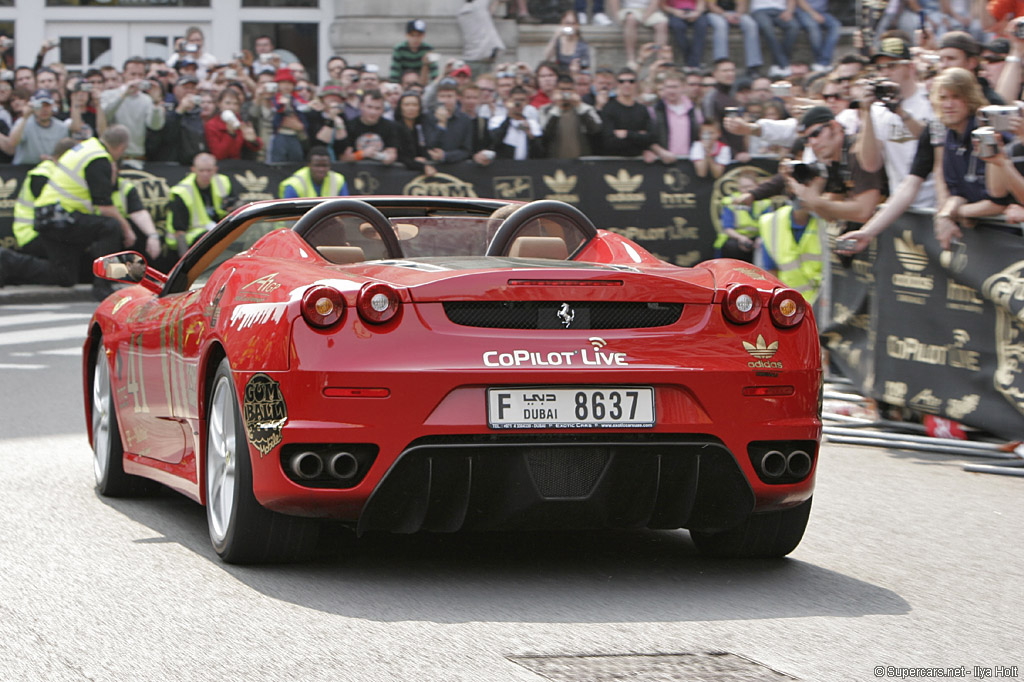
top-left (327, 451), bottom-right (359, 480)
top-left (787, 450), bottom-right (812, 478)
top-left (761, 450), bottom-right (787, 478)
top-left (290, 451), bottom-right (324, 480)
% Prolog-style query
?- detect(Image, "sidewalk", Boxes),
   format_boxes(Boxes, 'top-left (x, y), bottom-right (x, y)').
top-left (0, 284), bottom-right (95, 305)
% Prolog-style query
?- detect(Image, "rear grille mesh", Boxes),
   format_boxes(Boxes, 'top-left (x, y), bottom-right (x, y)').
top-left (443, 301), bottom-right (683, 329)
top-left (525, 447), bottom-right (610, 498)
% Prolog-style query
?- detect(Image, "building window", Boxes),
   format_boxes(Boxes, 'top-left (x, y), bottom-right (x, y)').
top-left (46, 0), bottom-right (210, 6)
top-left (242, 0), bottom-right (317, 6)
top-left (58, 36), bottom-right (113, 70)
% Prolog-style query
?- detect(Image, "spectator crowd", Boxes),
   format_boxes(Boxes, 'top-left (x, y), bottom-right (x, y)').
top-left (1, 0), bottom-right (1024, 303)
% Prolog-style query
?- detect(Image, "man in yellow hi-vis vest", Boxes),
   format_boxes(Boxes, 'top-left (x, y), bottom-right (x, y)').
top-left (165, 152), bottom-right (238, 257)
top-left (279, 146), bottom-right (348, 199)
top-left (0, 126), bottom-right (133, 299)
top-left (0, 138), bottom-right (78, 288)
top-left (758, 199), bottom-right (823, 304)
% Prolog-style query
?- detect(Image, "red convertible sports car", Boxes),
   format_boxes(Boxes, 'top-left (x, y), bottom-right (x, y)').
top-left (84, 197), bottom-right (821, 564)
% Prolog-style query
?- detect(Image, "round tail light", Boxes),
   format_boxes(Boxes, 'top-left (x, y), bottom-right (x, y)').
top-left (357, 282), bottom-right (402, 324)
top-left (301, 285), bottom-right (345, 328)
top-left (723, 284), bottom-right (762, 324)
top-left (769, 288), bottom-right (806, 328)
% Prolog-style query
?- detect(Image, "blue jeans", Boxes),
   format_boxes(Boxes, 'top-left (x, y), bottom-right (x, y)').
top-left (575, 0), bottom-right (605, 12)
top-left (795, 9), bottom-right (840, 66)
top-left (669, 13), bottom-right (710, 68)
top-left (751, 8), bottom-right (799, 69)
top-left (702, 11), bottom-right (762, 69)
top-left (268, 133), bottom-right (304, 163)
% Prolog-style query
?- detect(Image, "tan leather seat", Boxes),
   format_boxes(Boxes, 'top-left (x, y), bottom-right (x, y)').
top-left (508, 236), bottom-right (568, 260)
top-left (319, 246), bottom-right (366, 264)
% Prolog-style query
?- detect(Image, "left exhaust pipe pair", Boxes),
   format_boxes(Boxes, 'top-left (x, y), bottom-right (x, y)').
top-left (289, 451), bottom-right (359, 481)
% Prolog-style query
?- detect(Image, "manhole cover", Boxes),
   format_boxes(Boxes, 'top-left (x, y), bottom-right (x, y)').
top-left (508, 652), bottom-right (798, 681)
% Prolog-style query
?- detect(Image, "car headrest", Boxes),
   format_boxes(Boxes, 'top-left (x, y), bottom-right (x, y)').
top-left (508, 236), bottom-right (568, 260)
top-left (319, 245), bottom-right (366, 264)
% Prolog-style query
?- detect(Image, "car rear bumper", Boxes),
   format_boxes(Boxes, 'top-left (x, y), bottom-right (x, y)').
top-left (241, 366), bottom-right (820, 531)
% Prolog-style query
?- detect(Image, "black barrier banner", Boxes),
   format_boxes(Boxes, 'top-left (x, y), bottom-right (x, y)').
top-left (0, 158), bottom-right (778, 265)
top-left (826, 211), bottom-right (1024, 441)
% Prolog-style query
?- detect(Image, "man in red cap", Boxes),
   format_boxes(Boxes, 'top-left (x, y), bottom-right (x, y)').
top-left (268, 67), bottom-right (310, 163)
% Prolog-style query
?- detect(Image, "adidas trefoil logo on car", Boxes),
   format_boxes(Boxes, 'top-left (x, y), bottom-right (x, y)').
top-left (744, 334), bottom-right (782, 368)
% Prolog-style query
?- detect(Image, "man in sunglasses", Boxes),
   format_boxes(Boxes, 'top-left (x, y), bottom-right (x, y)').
top-left (786, 106), bottom-right (883, 229)
top-left (598, 67), bottom-right (655, 157)
top-left (854, 32), bottom-right (935, 209)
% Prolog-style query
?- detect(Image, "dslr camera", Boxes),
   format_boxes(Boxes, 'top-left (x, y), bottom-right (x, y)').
top-left (781, 159), bottom-right (826, 184)
top-left (868, 79), bottom-right (901, 111)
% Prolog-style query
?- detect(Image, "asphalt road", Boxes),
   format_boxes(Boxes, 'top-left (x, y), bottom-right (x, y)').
top-left (0, 300), bottom-right (1021, 682)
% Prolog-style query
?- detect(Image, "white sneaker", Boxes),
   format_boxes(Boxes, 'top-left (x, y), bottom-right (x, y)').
top-left (578, 11), bottom-right (588, 25)
top-left (592, 12), bottom-right (613, 26)
top-left (811, 63), bottom-right (830, 73)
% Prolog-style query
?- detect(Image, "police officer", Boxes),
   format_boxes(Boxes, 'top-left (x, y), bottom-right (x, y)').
top-left (28, 125), bottom-right (134, 300)
top-left (165, 152), bottom-right (237, 257)
top-left (278, 146), bottom-right (348, 198)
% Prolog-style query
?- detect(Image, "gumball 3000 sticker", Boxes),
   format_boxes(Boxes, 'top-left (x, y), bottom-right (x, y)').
top-left (242, 373), bottom-right (288, 456)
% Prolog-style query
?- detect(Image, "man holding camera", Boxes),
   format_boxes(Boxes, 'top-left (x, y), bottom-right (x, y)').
top-left (855, 33), bottom-right (935, 210)
top-left (9, 89), bottom-right (69, 165)
top-left (540, 73), bottom-right (602, 158)
top-left (487, 85), bottom-right (544, 160)
top-left (784, 107), bottom-right (884, 226)
top-left (99, 57), bottom-right (165, 162)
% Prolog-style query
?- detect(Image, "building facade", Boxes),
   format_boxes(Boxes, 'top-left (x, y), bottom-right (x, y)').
top-left (0, 0), bottom-right (336, 82)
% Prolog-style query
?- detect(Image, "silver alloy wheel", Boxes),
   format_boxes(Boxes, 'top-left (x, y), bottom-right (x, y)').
top-left (92, 356), bottom-right (111, 484)
top-left (206, 374), bottom-right (238, 545)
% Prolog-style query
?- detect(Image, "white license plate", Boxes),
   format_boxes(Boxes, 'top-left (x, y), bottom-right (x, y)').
top-left (487, 386), bottom-right (655, 429)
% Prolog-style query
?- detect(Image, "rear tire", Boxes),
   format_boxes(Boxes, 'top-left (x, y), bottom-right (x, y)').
top-left (92, 342), bottom-right (155, 497)
top-left (690, 497), bottom-right (812, 558)
top-left (205, 358), bottom-right (319, 564)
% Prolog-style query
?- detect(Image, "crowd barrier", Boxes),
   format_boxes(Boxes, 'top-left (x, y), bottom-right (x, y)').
top-left (1, 158), bottom-right (1022, 438)
top-left (827, 210), bottom-right (1024, 441)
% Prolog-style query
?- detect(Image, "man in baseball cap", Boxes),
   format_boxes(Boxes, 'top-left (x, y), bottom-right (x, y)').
top-left (391, 17), bottom-right (438, 83)
top-left (871, 35), bottom-right (912, 63)
top-left (938, 30), bottom-right (1006, 104)
top-left (787, 103), bottom-right (883, 229)
top-left (12, 88), bottom-right (69, 165)
top-left (981, 37), bottom-right (1011, 86)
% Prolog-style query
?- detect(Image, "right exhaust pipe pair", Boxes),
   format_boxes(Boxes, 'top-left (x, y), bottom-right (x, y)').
top-left (760, 449), bottom-right (812, 479)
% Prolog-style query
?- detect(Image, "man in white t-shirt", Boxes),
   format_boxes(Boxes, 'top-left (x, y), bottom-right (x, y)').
top-left (856, 33), bottom-right (935, 209)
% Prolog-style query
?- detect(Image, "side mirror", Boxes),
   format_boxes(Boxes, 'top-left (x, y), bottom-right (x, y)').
top-left (92, 251), bottom-right (166, 293)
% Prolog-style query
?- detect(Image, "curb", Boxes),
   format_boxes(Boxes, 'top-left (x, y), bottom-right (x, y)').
top-left (0, 284), bottom-right (96, 305)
